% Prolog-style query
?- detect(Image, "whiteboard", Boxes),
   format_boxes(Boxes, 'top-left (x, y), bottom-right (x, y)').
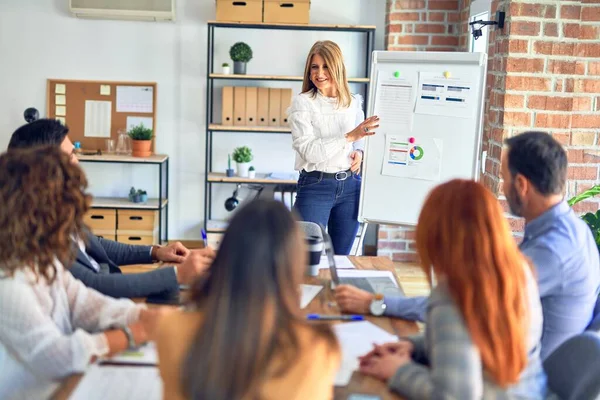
top-left (358, 51), bottom-right (487, 227)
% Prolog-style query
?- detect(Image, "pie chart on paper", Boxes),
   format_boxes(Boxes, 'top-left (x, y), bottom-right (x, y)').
top-left (409, 145), bottom-right (424, 161)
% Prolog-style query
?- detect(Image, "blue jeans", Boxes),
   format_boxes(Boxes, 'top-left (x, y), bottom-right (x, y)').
top-left (293, 170), bottom-right (361, 255)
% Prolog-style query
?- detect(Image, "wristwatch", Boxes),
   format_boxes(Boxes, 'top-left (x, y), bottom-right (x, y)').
top-left (369, 293), bottom-right (387, 316)
top-left (122, 326), bottom-right (138, 350)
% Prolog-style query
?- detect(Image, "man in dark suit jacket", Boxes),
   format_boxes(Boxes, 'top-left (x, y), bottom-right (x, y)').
top-left (9, 118), bottom-right (215, 299)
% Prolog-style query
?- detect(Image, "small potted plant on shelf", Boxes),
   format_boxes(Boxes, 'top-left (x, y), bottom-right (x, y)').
top-left (232, 146), bottom-right (253, 178)
top-left (128, 187), bottom-right (148, 203)
top-left (127, 123), bottom-right (153, 157)
top-left (226, 154), bottom-right (235, 177)
top-left (222, 62), bottom-right (231, 75)
top-left (138, 189), bottom-right (148, 203)
top-left (229, 42), bottom-right (253, 75)
top-left (248, 165), bottom-right (256, 179)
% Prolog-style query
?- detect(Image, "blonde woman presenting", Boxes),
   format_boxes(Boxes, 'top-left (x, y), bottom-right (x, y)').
top-left (288, 40), bottom-right (379, 255)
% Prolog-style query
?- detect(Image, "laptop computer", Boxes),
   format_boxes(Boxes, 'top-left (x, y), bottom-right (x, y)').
top-left (319, 224), bottom-right (402, 295)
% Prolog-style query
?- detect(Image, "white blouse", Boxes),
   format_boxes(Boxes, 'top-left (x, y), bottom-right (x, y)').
top-left (287, 91), bottom-right (365, 174)
top-left (0, 261), bottom-right (142, 400)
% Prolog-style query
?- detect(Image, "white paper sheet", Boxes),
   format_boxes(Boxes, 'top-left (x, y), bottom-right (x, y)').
top-left (318, 255), bottom-right (356, 270)
top-left (100, 85), bottom-right (111, 96)
top-left (415, 72), bottom-right (476, 119)
top-left (55, 105), bottom-right (66, 116)
top-left (373, 71), bottom-right (415, 132)
top-left (300, 284), bottom-right (322, 308)
top-left (126, 116), bottom-right (153, 131)
top-left (336, 269), bottom-right (398, 283)
top-left (333, 321), bottom-right (399, 386)
top-left (55, 84), bottom-right (66, 94)
top-left (84, 100), bottom-right (112, 138)
top-left (102, 342), bottom-right (157, 366)
top-left (55, 95), bottom-right (66, 105)
top-left (381, 135), bottom-right (443, 181)
top-left (116, 86), bottom-right (153, 113)
top-left (69, 365), bottom-right (162, 400)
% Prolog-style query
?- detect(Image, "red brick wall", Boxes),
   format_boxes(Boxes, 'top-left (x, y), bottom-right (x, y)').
top-left (483, 0), bottom-right (600, 234)
top-left (379, 0), bottom-right (600, 263)
top-left (385, 0), bottom-right (468, 52)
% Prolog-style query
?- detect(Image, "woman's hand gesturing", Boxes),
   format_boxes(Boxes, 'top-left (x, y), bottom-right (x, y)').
top-left (345, 116), bottom-right (380, 143)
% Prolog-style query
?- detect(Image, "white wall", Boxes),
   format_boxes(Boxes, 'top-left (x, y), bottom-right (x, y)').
top-left (0, 0), bottom-right (386, 239)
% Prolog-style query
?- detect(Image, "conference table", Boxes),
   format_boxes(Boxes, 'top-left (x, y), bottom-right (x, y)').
top-left (53, 256), bottom-right (419, 400)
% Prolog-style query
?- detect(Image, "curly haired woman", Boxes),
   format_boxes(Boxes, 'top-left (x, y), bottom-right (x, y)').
top-left (0, 146), bottom-right (159, 400)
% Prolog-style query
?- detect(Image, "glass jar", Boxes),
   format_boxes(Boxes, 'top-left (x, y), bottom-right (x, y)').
top-left (116, 129), bottom-right (131, 155)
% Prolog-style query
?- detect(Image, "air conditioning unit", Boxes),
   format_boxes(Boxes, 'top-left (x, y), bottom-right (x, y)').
top-left (69, 0), bottom-right (175, 22)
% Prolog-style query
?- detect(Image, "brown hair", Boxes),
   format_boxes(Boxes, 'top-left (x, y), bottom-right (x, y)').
top-left (301, 40), bottom-right (352, 108)
top-left (182, 199), bottom-right (338, 400)
top-left (0, 146), bottom-right (91, 283)
top-left (416, 179), bottom-right (529, 386)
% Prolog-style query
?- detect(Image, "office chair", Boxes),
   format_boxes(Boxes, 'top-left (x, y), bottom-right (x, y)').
top-left (544, 332), bottom-right (600, 400)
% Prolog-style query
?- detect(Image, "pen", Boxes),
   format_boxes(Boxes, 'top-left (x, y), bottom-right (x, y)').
top-left (306, 314), bottom-right (364, 321)
top-left (201, 229), bottom-right (208, 248)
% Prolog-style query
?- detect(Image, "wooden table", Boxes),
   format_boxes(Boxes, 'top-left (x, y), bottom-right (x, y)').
top-left (53, 256), bottom-right (418, 400)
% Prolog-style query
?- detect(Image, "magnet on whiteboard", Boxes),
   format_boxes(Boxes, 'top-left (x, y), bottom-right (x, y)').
top-left (394, 71), bottom-right (400, 78)
top-left (443, 71), bottom-right (451, 78)
top-left (409, 137), bottom-right (415, 144)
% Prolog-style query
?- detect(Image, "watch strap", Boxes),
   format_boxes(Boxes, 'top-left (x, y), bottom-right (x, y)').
top-left (122, 326), bottom-right (137, 350)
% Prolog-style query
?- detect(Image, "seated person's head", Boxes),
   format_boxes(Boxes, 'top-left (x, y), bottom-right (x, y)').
top-left (0, 146), bottom-right (90, 282)
top-left (8, 118), bottom-right (77, 164)
top-left (183, 198), bottom-right (328, 398)
top-left (416, 179), bottom-right (529, 387)
top-left (502, 131), bottom-right (567, 217)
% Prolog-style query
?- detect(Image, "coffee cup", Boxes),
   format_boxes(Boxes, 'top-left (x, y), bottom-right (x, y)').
top-left (306, 235), bottom-right (323, 276)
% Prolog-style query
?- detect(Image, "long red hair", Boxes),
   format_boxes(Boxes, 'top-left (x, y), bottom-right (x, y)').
top-left (416, 179), bottom-right (529, 386)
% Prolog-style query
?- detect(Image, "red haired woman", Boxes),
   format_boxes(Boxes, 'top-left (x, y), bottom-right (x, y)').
top-left (359, 179), bottom-right (550, 398)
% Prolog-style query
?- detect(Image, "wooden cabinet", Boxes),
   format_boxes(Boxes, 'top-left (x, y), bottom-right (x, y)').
top-left (84, 209), bottom-right (116, 231)
top-left (78, 154), bottom-right (169, 245)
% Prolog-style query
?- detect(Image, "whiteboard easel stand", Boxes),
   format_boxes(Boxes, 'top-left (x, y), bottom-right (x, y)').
top-left (354, 222), bottom-right (369, 256)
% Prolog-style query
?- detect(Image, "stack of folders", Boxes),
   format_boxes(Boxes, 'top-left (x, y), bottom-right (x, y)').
top-left (222, 87), bottom-right (292, 128)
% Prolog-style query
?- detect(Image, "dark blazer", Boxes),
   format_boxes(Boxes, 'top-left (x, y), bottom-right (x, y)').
top-left (69, 231), bottom-right (179, 298)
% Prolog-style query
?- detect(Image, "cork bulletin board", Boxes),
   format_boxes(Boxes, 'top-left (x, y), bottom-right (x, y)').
top-left (46, 79), bottom-right (158, 152)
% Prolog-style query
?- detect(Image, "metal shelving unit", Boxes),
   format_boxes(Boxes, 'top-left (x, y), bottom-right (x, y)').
top-left (204, 21), bottom-right (376, 234)
top-left (78, 154), bottom-right (169, 244)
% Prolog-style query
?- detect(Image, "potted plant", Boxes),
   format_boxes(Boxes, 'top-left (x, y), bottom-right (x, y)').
top-left (129, 187), bottom-right (138, 203)
top-left (248, 165), bottom-right (256, 179)
top-left (232, 146), bottom-right (253, 178)
top-left (128, 187), bottom-right (148, 203)
top-left (127, 123), bottom-right (153, 157)
top-left (229, 42), bottom-right (253, 75)
top-left (226, 154), bottom-right (234, 177)
top-left (222, 62), bottom-right (231, 75)
top-left (568, 184), bottom-right (600, 253)
top-left (137, 189), bottom-right (148, 203)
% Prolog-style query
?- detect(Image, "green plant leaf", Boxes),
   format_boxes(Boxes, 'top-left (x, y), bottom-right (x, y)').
top-left (567, 185), bottom-right (600, 206)
top-left (232, 146), bottom-right (253, 163)
top-left (581, 210), bottom-right (600, 253)
top-left (229, 42), bottom-right (253, 63)
top-left (127, 123), bottom-right (153, 140)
